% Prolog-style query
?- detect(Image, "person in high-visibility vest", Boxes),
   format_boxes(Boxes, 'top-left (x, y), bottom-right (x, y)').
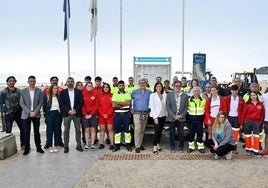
top-left (181, 76), bottom-right (190, 93)
top-left (187, 86), bottom-right (206, 153)
top-left (241, 91), bottom-right (264, 157)
top-left (112, 80), bottom-right (132, 152)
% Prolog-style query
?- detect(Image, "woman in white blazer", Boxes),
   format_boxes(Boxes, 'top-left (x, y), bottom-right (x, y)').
top-left (149, 82), bottom-right (167, 154)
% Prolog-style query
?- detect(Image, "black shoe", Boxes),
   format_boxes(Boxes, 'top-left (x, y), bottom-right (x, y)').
top-left (140, 145), bottom-right (145, 150)
top-left (23, 149), bottom-right (30, 155)
top-left (64, 147), bottom-right (69, 153)
top-left (113, 146), bottom-right (120, 152)
top-left (239, 137), bottom-right (245, 143)
top-left (98, 144), bottom-right (105, 149)
top-left (109, 145), bottom-right (114, 150)
top-left (76, 145), bottom-right (83, 152)
top-left (135, 147), bottom-right (140, 153)
top-left (106, 138), bottom-right (110, 145)
top-left (126, 145), bottom-right (132, 152)
top-left (209, 149), bottom-right (215, 154)
top-left (44, 144), bottom-right (49, 149)
top-left (36, 148), bottom-right (45, 154)
top-left (94, 139), bottom-right (99, 144)
top-left (253, 151), bottom-right (262, 158)
top-left (187, 148), bottom-right (194, 153)
top-left (199, 149), bottom-right (205, 154)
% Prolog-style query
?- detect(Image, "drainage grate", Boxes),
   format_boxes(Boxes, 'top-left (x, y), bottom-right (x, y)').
top-left (100, 153), bottom-right (254, 160)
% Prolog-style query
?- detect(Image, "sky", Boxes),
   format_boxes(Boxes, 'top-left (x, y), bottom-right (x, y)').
top-left (0, 0), bottom-right (267, 85)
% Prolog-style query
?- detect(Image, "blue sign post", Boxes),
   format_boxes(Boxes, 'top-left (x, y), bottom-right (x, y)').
top-left (193, 53), bottom-right (206, 90)
top-left (193, 53), bottom-right (206, 81)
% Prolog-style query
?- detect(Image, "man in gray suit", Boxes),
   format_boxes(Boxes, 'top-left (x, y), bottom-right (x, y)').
top-left (20, 75), bottom-right (44, 155)
top-left (166, 80), bottom-right (189, 153)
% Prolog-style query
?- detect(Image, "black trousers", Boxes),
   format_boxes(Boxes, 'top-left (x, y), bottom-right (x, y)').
top-left (153, 116), bottom-right (166, 146)
top-left (22, 117), bottom-right (41, 150)
top-left (204, 139), bottom-right (234, 156)
top-left (5, 111), bottom-right (24, 146)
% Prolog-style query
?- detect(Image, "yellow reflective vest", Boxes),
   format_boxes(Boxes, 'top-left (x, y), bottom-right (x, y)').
top-left (188, 96), bottom-right (206, 115)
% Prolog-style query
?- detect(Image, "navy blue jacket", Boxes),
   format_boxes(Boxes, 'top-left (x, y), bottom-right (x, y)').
top-left (59, 88), bottom-right (83, 117)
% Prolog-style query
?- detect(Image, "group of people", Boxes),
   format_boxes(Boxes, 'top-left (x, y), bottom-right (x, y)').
top-left (0, 74), bottom-right (267, 160)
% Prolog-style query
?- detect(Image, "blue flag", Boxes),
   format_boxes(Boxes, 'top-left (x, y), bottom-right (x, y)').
top-left (63, 0), bottom-right (70, 41)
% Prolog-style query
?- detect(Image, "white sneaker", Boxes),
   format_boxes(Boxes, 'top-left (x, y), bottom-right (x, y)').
top-left (214, 154), bottom-right (220, 160)
top-left (54, 147), bottom-right (58, 153)
top-left (84, 145), bottom-right (89, 150)
top-left (225, 151), bottom-right (232, 160)
top-left (49, 148), bottom-right (54, 153)
top-left (91, 144), bottom-right (96, 151)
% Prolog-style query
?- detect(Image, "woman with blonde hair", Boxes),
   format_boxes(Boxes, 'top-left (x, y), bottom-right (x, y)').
top-left (204, 111), bottom-right (235, 160)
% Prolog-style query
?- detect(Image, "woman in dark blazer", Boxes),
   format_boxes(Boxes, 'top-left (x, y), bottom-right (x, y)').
top-left (43, 85), bottom-right (62, 153)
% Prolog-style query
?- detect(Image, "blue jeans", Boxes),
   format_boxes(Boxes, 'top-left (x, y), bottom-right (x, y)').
top-left (170, 120), bottom-right (184, 150)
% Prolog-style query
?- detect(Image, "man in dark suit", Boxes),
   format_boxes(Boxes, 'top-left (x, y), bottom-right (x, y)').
top-left (166, 80), bottom-right (189, 153)
top-left (59, 77), bottom-right (83, 153)
top-left (20, 75), bottom-right (44, 155)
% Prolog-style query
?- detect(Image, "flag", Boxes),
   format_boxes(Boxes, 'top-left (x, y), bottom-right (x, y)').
top-left (63, 0), bottom-right (70, 41)
top-left (90, 0), bottom-right (97, 42)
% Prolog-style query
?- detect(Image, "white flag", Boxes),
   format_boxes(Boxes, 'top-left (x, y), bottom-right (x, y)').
top-left (90, 0), bottom-right (97, 42)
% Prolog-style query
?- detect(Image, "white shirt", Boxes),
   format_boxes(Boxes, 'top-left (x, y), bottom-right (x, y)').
top-left (149, 92), bottom-right (167, 119)
top-left (229, 95), bottom-right (239, 117)
top-left (68, 89), bottom-right (75, 110)
top-left (175, 92), bottom-right (182, 113)
top-left (29, 89), bottom-right (35, 111)
top-left (50, 97), bottom-right (60, 112)
top-left (260, 93), bottom-right (268, 121)
top-left (210, 96), bottom-right (220, 118)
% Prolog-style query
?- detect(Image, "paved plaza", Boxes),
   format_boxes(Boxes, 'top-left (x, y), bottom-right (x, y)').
top-left (0, 123), bottom-right (267, 188)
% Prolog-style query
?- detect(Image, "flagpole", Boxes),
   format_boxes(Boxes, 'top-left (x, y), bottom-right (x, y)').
top-left (66, 0), bottom-right (71, 77)
top-left (120, 0), bottom-right (122, 80)
top-left (93, 0), bottom-right (97, 78)
top-left (181, 0), bottom-right (185, 77)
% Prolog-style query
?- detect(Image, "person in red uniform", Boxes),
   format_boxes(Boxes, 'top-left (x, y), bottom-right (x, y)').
top-left (241, 91), bottom-right (264, 157)
top-left (98, 83), bottom-right (114, 150)
top-left (81, 82), bottom-right (99, 150)
top-left (204, 86), bottom-right (224, 139)
top-left (93, 76), bottom-right (102, 144)
top-left (222, 85), bottom-right (245, 153)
